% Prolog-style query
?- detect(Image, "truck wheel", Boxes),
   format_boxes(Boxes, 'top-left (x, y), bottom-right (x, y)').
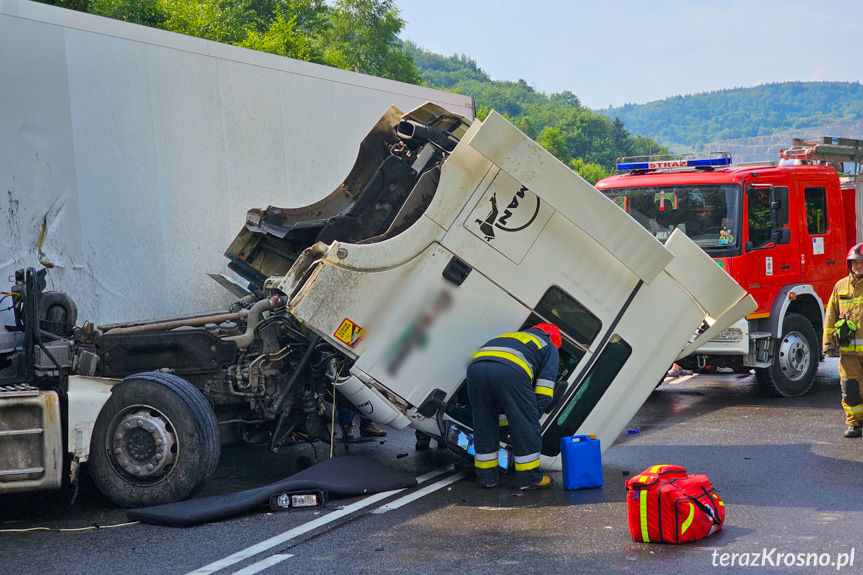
top-left (89, 372), bottom-right (220, 508)
top-left (755, 313), bottom-right (818, 397)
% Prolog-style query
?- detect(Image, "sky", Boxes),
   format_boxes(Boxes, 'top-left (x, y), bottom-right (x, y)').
top-left (398, 0), bottom-right (863, 110)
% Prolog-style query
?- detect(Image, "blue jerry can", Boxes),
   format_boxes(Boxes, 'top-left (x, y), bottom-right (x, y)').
top-left (560, 435), bottom-right (603, 490)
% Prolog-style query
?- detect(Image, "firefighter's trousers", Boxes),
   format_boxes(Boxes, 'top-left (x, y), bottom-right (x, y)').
top-left (839, 354), bottom-right (863, 424)
top-left (466, 360), bottom-right (542, 488)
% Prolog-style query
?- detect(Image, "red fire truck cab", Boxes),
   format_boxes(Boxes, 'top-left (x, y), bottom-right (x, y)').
top-left (596, 139), bottom-right (863, 397)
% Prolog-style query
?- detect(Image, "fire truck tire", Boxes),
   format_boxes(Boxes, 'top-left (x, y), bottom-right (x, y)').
top-left (755, 313), bottom-right (818, 397)
top-left (88, 372), bottom-right (220, 508)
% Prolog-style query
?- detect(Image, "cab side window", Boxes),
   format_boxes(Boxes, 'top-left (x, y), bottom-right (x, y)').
top-left (747, 185), bottom-right (789, 248)
top-left (804, 187), bottom-right (827, 234)
top-left (747, 187), bottom-right (773, 248)
top-left (534, 286), bottom-right (601, 347)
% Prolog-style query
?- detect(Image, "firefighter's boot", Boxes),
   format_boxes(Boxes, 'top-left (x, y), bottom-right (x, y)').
top-left (844, 423), bottom-right (863, 438)
top-left (415, 432), bottom-right (431, 451)
top-left (520, 475), bottom-right (555, 491)
top-left (359, 423), bottom-right (387, 437)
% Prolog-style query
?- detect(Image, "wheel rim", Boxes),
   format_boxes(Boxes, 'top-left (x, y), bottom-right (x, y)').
top-left (107, 405), bottom-right (178, 480)
top-left (777, 330), bottom-right (810, 381)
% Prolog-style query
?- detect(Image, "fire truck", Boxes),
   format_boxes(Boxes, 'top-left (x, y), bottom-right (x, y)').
top-left (596, 137), bottom-right (863, 397)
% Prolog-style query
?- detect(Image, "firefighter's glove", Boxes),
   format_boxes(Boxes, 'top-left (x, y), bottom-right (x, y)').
top-left (835, 318), bottom-right (858, 348)
top-left (823, 347), bottom-right (839, 358)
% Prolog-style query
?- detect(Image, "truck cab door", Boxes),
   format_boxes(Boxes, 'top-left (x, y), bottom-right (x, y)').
top-left (797, 178), bottom-right (845, 300)
top-left (740, 183), bottom-right (800, 313)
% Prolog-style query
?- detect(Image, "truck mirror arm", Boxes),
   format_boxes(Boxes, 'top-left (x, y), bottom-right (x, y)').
top-left (771, 227), bottom-right (791, 245)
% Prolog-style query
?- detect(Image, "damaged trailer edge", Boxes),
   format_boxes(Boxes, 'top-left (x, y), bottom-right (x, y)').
top-left (0, 103), bottom-right (755, 507)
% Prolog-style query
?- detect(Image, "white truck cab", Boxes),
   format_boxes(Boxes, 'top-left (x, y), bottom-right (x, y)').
top-left (270, 103), bottom-right (757, 469)
top-left (0, 103), bottom-right (755, 505)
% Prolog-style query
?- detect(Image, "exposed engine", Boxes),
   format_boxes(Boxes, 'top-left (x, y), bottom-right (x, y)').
top-left (0, 107), bottom-right (465, 455)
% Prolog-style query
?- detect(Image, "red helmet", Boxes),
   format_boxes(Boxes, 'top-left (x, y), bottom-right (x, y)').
top-left (848, 243), bottom-right (863, 272)
top-left (532, 323), bottom-right (562, 349)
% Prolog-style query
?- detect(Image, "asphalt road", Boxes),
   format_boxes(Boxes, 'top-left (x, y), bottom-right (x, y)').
top-left (2, 359), bottom-right (860, 575)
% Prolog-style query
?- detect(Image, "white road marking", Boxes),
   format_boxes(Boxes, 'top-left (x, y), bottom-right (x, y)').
top-left (414, 466), bottom-right (453, 483)
top-left (667, 374), bottom-right (697, 384)
top-left (186, 490), bottom-right (401, 575)
top-left (228, 554), bottom-right (293, 575)
top-left (186, 465), bottom-right (454, 575)
top-left (372, 472), bottom-right (465, 514)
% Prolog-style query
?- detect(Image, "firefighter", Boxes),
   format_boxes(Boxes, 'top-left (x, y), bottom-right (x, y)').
top-left (823, 244), bottom-right (863, 437)
top-left (467, 323), bottom-right (561, 490)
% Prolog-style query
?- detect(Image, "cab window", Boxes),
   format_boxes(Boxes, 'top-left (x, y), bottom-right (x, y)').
top-left (534, 286), bottom-right (601, 347)
top-left (804, 187), bottom-right (827, 234)
top-left (540, 335), bottom-right (632, 455)
top-left (747, 186), bottom-right (787, 248)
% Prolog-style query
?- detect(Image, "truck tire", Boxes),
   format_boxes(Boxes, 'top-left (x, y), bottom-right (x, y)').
top-left (88, 372), bottom-right (220, 508)
top-left (755, 313), bottom-right (818, 397)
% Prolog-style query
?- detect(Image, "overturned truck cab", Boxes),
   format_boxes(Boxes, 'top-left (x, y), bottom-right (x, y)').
top-left (0, 103), bottom-right (755, 507)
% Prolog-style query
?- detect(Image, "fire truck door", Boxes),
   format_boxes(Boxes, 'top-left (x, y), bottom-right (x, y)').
top-left (741, 184), bottom-right (800, 312)
top-left (798, 179), bottom-right (845, 298)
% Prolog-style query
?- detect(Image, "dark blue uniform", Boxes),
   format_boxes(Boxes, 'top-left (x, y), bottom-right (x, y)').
top-left (467, 327), bottom-right (558, 488)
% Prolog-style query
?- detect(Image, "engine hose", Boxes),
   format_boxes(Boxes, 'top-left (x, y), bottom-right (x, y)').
top-left (223, 296), bottom-right (286, 349)
top-left (103, 309), bottom-right (251, 335)
top-left (396, 120), bottom-right (456, 152)
top-left (271, 333), bottom-right (320, 416)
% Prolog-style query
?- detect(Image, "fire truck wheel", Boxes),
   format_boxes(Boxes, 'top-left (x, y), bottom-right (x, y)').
top-left (88, 372), bottom-right (220, 508)
top-left (755, 313), bottom-right (818, 397)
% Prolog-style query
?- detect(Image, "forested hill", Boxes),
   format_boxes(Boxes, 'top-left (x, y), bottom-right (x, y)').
top-left (602, 82), bottom-right (863, 150)
top-left (406, 43), bottom-right (668, 183)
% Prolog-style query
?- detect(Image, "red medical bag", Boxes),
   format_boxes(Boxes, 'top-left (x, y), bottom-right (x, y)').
top-left (625, 464), bottom-right (724, 544)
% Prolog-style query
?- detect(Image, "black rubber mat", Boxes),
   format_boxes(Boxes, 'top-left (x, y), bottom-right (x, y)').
top-left (127, 455), bottom-right (418, 526)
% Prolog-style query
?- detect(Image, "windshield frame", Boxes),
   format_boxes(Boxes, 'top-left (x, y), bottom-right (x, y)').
top-left (602, 183), bottom-right (743, 259)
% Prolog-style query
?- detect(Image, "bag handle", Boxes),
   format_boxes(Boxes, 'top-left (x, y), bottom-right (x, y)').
top-left (687, 494), bottom-right (722, 525)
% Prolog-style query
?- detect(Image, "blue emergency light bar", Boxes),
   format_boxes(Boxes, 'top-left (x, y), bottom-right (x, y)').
top-left (616, 155), bottom-right (732, 172)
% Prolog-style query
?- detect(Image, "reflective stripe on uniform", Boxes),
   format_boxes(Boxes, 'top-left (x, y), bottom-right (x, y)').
top-left (513, 452), bottom-right (540, 471)
top-left (498, 332), bottom-right (545, 349)
top-left (474, 451), bottom-right (499, 469)
top-left (680, 502), bottom-right (695, 536)
top-left (839, 339), bottom-right (863, 352)
top-left (473, 348), bottom-right (533, 379)
top-left (535, 378), bottom-right (555, 397)
top-left (498, 414), bottom-right (509, 427)
top-left (640, 491), bottom-right (650, 542)
top-left (843, 405), bottom-right (863, 414)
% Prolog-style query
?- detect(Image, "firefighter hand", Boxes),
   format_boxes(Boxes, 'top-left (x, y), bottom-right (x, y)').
top-left (823, 347), bottom-right (839, 358)
top-left (537, 394), bottom-right (554, 414)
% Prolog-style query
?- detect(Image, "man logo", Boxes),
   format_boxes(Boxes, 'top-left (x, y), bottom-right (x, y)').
top-left (475, 195), bottom-right (499, 240)
top-left (475, 186), bottom-right (541, 241)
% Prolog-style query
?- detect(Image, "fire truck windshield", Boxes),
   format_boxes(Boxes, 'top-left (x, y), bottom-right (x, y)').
top-left (604, 184), bottom-right (741, 250)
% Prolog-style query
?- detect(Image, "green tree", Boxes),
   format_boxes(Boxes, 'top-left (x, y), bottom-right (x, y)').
top-left (405, 42), bottom-right (667, 174)
top-left (40, 0), bottom-right (421, 85)
top-left (569, 159), bottom-right (610, 185)
top-left (323, 0), bottom-right (419, 83)
top-left (236, 1), bottom-right (328, 62)
top-left (90, 0), bottom-right (165, 25)
top-left (536, 127), bottom-right (571, 164)
top-left (37, 0), bottom-right (90, 13)
top-left (238, 14), bottom-right (318, 60)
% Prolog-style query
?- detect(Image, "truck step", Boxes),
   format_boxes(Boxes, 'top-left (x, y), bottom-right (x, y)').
top-left (0, 383), bottom-right (39, 397)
